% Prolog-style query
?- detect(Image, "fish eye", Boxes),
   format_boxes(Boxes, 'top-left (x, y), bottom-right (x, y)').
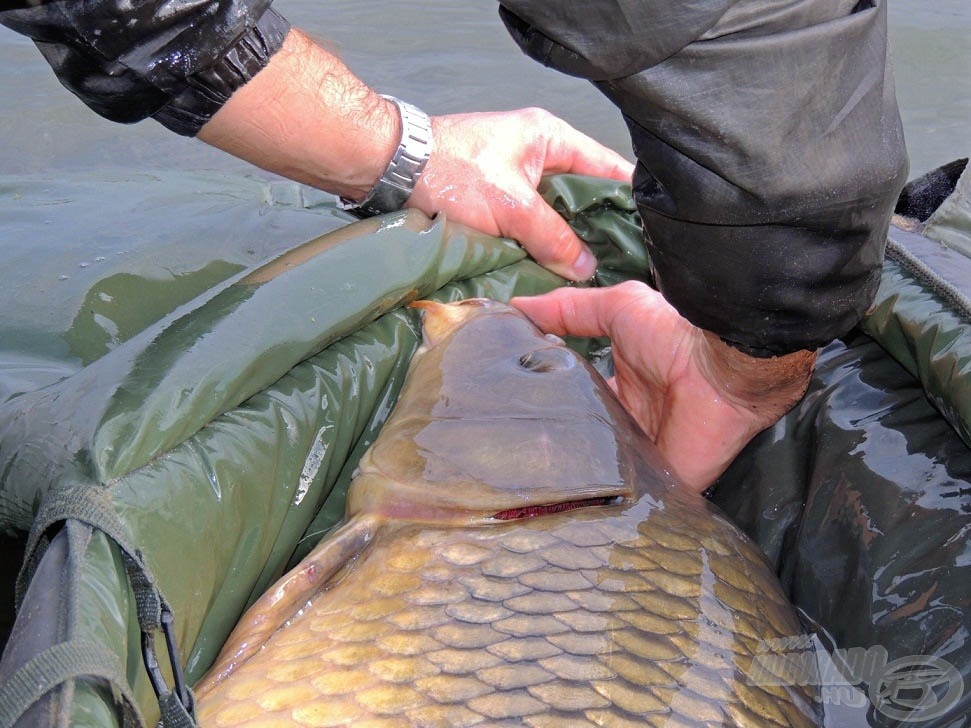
top-left (518, 347), bottom-right (576, 372)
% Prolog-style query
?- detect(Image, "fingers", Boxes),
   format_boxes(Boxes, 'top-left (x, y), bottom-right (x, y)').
top-left (510, 283), bottom-right (638, 336)
top-left (411, 108), bottom-right (633, 281)
top-left (540, 112), bottom-right (635, 183)
top-left (501, 192), bottom-right (597, 281)
top-left (511, 287), bottom-right (600, 337)
top-left (507, 111), bottom-right (631, 278)
top-left (513, 280), bottom-right (668, 337)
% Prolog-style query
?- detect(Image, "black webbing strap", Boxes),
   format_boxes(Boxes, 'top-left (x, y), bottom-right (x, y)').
top-left (157, 691), bottom-right (198, 728)
top-left (15, 483), bottom-right (197, 726)
top-left (0, 640), bottom-right (142, 728)
top-left (17, 483), bottom-right (126, 604)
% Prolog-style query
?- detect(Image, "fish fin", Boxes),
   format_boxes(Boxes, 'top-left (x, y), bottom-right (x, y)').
top-left (193, 515), bottom-right (377, 695)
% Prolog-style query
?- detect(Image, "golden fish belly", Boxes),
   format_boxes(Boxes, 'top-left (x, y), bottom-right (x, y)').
top-left (196, 498), bottom-right (818, 727)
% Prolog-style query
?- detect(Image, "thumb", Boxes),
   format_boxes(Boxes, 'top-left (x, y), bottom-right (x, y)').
top-left (500, 192), bottom-right (597, 281)
top-left (513, 280), bottom-right (661, 338)
top-left (511, 286), bottom-right (614, 338)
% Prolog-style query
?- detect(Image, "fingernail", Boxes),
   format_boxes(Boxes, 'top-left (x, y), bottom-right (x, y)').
top-left (572, 249), bottom-right (597, 280)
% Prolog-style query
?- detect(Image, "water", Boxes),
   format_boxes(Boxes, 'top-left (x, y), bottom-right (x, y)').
top-left (0, 2), bottom-right (966, 178)
top-left (887, 0), bottom-right (971, 176)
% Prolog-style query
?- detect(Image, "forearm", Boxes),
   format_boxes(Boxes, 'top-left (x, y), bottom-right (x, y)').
top-left (8, 0), bottom-right (634, 278)
top-left (197, 28), bottom-right (397, 201)
top-left (198, 28), bottom-right (633, 281)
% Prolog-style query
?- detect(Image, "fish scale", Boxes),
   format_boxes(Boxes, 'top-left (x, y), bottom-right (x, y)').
top-left (194, 300), bottom-right (819, 726)
top-left (198, 503), bottom-right (814, 726)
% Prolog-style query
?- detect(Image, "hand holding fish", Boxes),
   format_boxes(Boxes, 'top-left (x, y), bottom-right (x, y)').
top-left (512, 281), bottom-right (817, 491)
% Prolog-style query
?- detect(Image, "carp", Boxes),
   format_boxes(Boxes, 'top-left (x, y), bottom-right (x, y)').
top-left (194, 299), bottom-right (818, 727)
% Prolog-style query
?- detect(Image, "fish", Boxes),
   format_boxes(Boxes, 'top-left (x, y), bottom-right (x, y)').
top-left (193, 298), bottom-right (819, 727)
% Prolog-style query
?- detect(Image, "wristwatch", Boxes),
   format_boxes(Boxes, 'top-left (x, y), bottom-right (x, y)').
top-left (338, 96), bottom-right (434, 218)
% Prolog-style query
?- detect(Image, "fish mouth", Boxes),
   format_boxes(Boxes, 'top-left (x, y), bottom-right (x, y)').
top-left (491, 495), bottom-right (625, 521)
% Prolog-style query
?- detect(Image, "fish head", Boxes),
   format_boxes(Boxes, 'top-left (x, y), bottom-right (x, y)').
top-left (346, 298), bottom-right (677, 524)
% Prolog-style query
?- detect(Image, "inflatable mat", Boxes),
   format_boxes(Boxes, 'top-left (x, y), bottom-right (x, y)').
top-left (0, 166), bottom-right (969, 726)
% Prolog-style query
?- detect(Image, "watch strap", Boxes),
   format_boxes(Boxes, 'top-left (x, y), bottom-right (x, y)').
top-left (339, 96), bottom-right (433, 218)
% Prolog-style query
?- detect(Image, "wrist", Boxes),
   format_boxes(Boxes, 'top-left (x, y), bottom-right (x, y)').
top-left (339, 96), bottom-right (434, 217)
top-left (698, 332), bottom-right (817, 423)
top-left (197, 29), bottom-right (401, 200)
top-left (339, 94), bottom-right (402, 201)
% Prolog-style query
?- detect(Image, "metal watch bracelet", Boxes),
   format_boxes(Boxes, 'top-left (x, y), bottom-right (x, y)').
top-left (338, 95), bottom-right (434, 219)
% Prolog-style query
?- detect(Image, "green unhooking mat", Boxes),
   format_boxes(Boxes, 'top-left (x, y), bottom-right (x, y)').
top-left (0, 167), bottom-right (969, 727)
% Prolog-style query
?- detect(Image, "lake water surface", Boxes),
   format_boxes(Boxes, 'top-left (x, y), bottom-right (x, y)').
top-left (0, 1), bottom-right (967, 179)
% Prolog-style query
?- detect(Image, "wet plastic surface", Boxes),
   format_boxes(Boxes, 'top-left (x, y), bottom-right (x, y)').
top-left (1, 171), bottom-right (970, 726)
top-left (712, 330), bottom-right (971, 725)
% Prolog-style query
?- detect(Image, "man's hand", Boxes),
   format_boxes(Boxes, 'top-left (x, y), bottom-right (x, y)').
top-left (511, 282), bottom-right (817, 492)
top-left (198, 29), bottom-right (632, 281)
top-left (408, 110), bottom-right (632, 280)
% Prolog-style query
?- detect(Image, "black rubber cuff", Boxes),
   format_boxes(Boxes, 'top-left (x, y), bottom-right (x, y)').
top-left (152, 7), bottom-right (290, 137)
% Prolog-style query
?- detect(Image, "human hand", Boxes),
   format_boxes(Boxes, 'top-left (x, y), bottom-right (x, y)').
top-left (198, 31), bottom-right (632, 281)
top-left (511, 281), bottom-right (817, 492)
top-left (408, 109), bottom-right (633, 281)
